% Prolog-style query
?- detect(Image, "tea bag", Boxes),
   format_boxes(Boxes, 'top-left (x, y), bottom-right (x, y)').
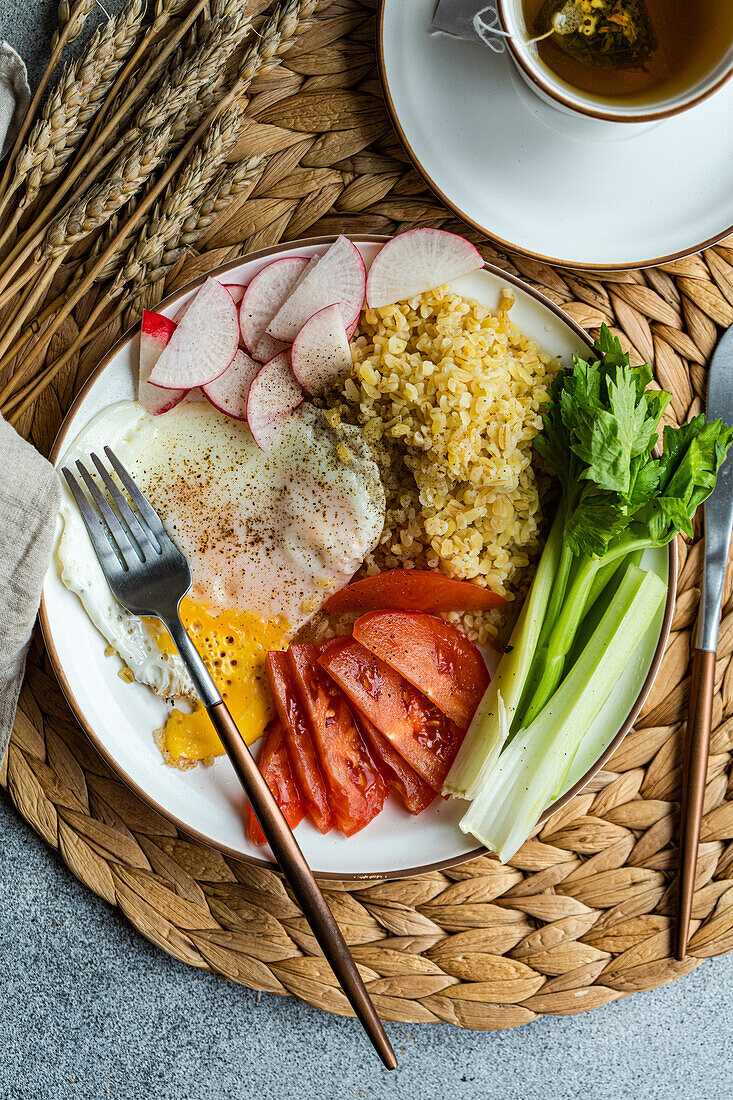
top-left (535, 0), bottom-right (657, 69)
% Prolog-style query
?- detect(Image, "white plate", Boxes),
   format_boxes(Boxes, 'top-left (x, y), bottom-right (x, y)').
top-left (379, 0), bottom-right (733, 270)
top-left (41, 237), bottom-right (674, 879)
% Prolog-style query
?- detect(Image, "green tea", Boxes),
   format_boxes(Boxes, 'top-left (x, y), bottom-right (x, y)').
top-left (521, 0), bottom-right (733, 102)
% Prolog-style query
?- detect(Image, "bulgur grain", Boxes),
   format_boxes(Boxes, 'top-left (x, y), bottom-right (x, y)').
top-left (332, 287), bottom-right (557, 644)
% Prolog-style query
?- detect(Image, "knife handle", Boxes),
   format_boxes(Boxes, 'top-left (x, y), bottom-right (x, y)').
top-left (676, 647), bottom-right (716, 961)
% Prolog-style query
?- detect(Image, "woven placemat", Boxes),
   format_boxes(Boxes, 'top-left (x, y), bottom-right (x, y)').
top-left (4, 0), bottom-right (733, 1030)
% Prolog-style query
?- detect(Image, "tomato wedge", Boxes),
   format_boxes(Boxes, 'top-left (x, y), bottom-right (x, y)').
top-left (287, 644), bottom-right (388, 836)
top-left (265, 651), bottom-right (333, 834)
top-left (325, 569), bottom-right (505, 615)
top-left (353, 611), bottom-right (489, 729)
top-left (354, 712), bottom-right (435, 815)
top-left (318, 639), bottom-right (464, 792)
top-left (247, 719), bottom-right (305, 846)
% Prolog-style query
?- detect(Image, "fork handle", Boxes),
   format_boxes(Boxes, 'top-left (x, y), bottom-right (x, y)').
top-left (676, 647), bottom-right (716, 961)
top-left (163, 615), bottom-right (397, 1070)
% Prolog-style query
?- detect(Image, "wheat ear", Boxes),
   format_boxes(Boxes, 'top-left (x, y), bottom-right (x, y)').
top-left (132, 156), bottom-right (266, 299)
top-left (79, 0), bottom-right (213, 157)
top-left (0, 5), bottom-right (245, 289)
top-left (5, 156), bottom-right (267, 423)
top-left (54, 19), bottom-right (254, 294)
top-left (0, 125), bottom-right (175, 315)
top-left (0, 124), bottom-right (171, 368)
top-left (0, 106), bottom-right (246, 406)
top-left (0, 0), bottom-right (98, 203)
top-left (0, 0), bottom-right (327, 398)
top-left (0, 0), bottom-right (145, 251)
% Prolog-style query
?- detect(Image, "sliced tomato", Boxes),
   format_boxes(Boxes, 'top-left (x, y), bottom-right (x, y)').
top-left (353, 611), bottom-right (489, 729)
top-left (287, 644), bottom-right (388, 836)
top-left (247, 719), bottom-right (305, 846)
top-left (265, 651), bottom-right (333, 834)
top-left (318, 639), bottom-right (464, 792)
top-left (353, 712), bottom-right (435, 815)
top-left (325, 569), bottom-right (505, 615)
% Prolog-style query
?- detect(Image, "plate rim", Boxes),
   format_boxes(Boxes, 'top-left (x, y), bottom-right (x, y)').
top-left (376, 0), bottom-right (733, 273)
top-left (40, 233), bottom-right (677, 880)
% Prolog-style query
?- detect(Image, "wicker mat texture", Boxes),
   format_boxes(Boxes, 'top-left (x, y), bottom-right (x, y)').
top-left (5, 0), bottom-right (733, 1031)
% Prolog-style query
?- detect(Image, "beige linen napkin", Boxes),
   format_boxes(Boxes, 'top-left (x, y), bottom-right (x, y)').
top-left (0, 40), bottom-right (30, 155)
top-left (0, 418), bottom-right (60, 758)
top-left (0, 45), bottom-right (60, 759)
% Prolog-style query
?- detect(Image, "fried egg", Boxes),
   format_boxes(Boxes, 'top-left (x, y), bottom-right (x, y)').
top-left (57, 399), bottom-right (385, 760)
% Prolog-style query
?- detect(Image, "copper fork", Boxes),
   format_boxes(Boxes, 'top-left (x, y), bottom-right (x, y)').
top-left (61, 446), bottom-right (397, 1070)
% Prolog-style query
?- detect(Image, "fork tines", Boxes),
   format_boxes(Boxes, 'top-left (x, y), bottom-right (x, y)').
top-left (61, 448), bottom-right (166, 571)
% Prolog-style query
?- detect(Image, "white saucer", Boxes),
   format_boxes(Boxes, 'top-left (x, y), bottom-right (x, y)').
top-left (379, 0), bottom-right (733, 270)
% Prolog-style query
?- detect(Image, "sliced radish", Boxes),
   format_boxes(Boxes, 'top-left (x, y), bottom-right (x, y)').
top-left (266, 237), bottom-right (366, 342)
top-left (148, 278), bottom-right (239, 389)
top-left (365, 228), bottom-right (484, 309)
top-left (246, 352), bottom-right (304, 451)
top-left (138, 310), bottom-right (187, 415)
top-left (202, 349), bottom-right (260, 420)
top-left (171, 282), bottom-right (243, 326)
top-left (224, 283), bottom-right (246, 305)
top-left (291, 304), bottom-right (353, 396)
top-left (240, 256), bottom-right (309, 363)
top-left (292, 252), bottom-right (320, 290)
top-left (182, 387), bottom-right (206, 403)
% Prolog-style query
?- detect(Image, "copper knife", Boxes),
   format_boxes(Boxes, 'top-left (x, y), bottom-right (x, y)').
top-left (676, 323), bottom-right (733, 960)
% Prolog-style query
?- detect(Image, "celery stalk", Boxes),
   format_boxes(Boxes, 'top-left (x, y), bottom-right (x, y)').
top-left (458, 563), bottom-right (666, 862)
top-left (443, 508), bottom-right (563, 800)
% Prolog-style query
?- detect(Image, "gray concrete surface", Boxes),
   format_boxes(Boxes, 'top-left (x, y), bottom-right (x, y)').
top-left (1, 5), bottom-right (733, 1099)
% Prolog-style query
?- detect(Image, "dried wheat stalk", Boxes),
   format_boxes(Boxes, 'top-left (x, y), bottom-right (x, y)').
top-left (28, 1), bottom-right (144, 199)
top-left (0, 0), bottom-right (327, 408)
top-left (0, 0), bottom-right (98, 202)
top-left (4, 154), bottom-right (267, 423)
top-left (181, 156), bottom-right (266, 249)
top-left (85, 0), bottom-right (196, 145)
top-left (0, 104), bottom-right (247, 404)
top-left (52, 0), bottom-right (99, 51)
top-left (58, 12), bottom-right (252, 286)
top-left (0, 0), bottom-right (145, 252)
top-left (131, 155), bottom-right (266, 294)
top-left (0, 126), bottom-right (174, 310)
top-left (0, 6), bottom-right (248, 292)
top-left (237, 0), bottom-right (328, 89)
top-left (111, 103), bottom-right (250, 293)
top-left (78, 0), bottom-right (214, 159)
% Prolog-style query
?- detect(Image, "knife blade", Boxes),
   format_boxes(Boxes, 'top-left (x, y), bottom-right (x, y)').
top-left (699, 323), bottom-right (733, 651)
top-left (676, 321), bottom-right (733, 961)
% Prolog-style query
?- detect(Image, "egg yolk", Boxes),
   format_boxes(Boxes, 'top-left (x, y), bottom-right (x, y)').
top-left (154, 597), bottom-right (288, 762)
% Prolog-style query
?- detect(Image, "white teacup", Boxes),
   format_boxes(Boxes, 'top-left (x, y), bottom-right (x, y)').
top-left (496, 0), bottom-right (733, 124)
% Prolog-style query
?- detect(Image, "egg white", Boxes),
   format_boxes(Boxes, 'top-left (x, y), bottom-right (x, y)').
top-left (57, 399), bottom-right (385, 699)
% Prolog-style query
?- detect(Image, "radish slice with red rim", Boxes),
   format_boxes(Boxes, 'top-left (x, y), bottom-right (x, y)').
top-left (239, 256), bottom-right (309, 363)
top-left (138, 310), bottom-right (187, 414)
top-left (266, 237), bottom-right (365, 342)
top-left (148, 277), bottom-right (239, 389)
top-left (202, 348), bottom-right (260, 420)
top-left (223, 283), bottom-right (246, 305)
top-left (365, 228), bottom-right (484, 309)
top-left (172, 281), bottom-right (243, 326)
top-left (291, 304), bottom-right (352, 396)
top-left (246, 352), bottom-right (304, 450)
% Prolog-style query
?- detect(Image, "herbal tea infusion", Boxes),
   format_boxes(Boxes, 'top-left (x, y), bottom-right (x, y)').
top-left (524, 0), bottom-right (733, 102)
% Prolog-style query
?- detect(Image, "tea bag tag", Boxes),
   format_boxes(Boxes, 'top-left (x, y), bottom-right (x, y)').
top-left (474, 3), bottom-right (555, 53)
top-left (473, 3), bottom-right (510, 53)
top-left (430, 1), bottom-right (552, 53)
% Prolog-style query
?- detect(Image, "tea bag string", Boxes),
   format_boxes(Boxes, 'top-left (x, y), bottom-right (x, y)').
top-left (473, 3), bottom-right (553, 55)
